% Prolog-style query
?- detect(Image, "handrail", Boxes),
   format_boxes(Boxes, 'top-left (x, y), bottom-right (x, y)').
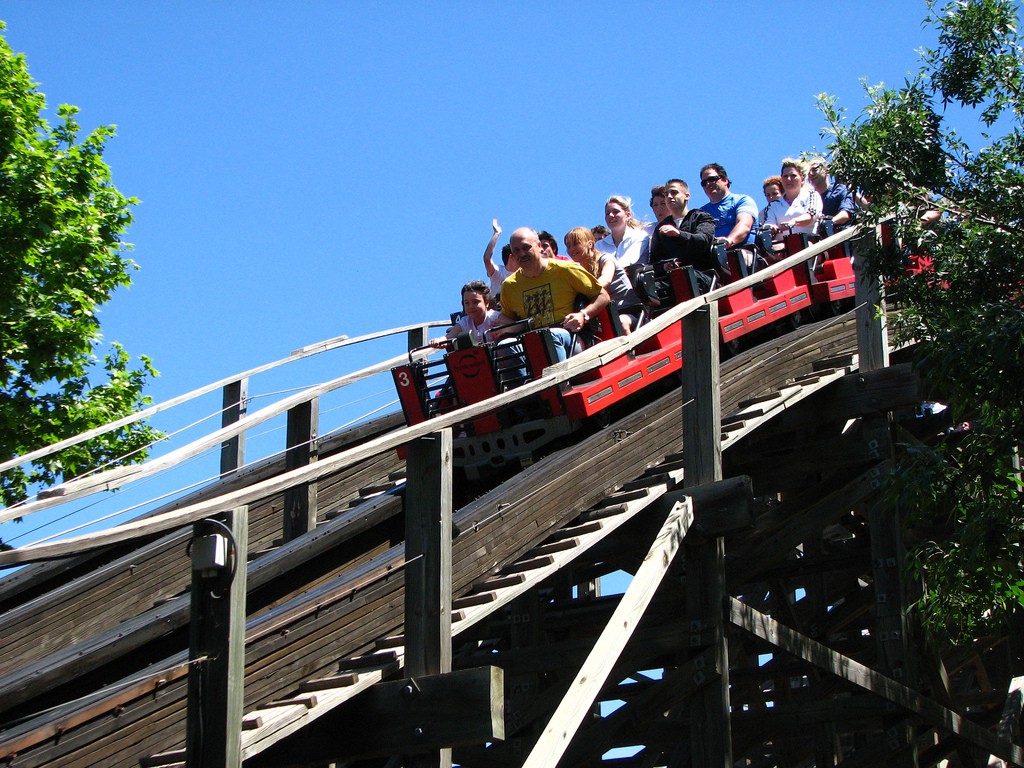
top-left (0, 345), bottom-right (438, 523)
top-left (0, 321), bottom-right (449, 476)
top-left (0, 226), bottom-right (864, 564)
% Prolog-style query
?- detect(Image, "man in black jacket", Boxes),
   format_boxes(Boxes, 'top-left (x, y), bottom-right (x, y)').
top-left (649, 178), bottom-right (717, 293)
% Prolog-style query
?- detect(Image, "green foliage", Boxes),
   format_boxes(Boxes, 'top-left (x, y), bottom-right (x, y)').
top-left (0, 23), bottom-right (160, 511)
top-left (820, 0), bottom-right (1024, 641)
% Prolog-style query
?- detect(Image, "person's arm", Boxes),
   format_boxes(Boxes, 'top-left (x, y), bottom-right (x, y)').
top-left (488, 312), bottom-right (519, 340)
top-left (482, 218), bottom-right (501, 277)
top-left (830, 210), bottom-right (851, 227)
top-left (724, 213), bottom-right (755, 248)
top-left (830, 186), bottom-right (855, 227)
top-left (777, 192), bottom-right (822, 231)
top-left (596, 254), bottom-right (615, 288)
top-left (427, 324), bottom-right (460, 348)
top-left (683, 211), bottom-right (716, 250)
top-left (563, 288), bottom-right (611, 333)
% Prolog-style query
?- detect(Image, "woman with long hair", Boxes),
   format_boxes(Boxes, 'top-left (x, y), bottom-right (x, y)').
top-left (565, 227), bottom-right (641, 333)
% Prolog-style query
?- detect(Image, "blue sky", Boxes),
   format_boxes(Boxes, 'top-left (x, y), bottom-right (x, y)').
top-left (0, 1), bottom-right (940, 546)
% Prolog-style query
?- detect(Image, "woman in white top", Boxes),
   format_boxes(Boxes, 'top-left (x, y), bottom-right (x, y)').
top-left (763, 158), bottom-right (823, 238)
top-left (595, 194), bottom-right (650, 269)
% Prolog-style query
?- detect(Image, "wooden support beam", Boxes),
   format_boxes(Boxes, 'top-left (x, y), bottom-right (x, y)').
top-left (562, 647), bottom-right (720, 766)
top-left (244, 666), bottom-right (504, 766)
top-left (729, 598), bottom-right (1024, 766)
top-left (682, 303), bottom-right (721, 482)
top-left (220, 379), bottom-right (247, 475)
top-left (408, 325), bottom-right (430, 351)
top-left (405, 430), bottom-right (454, 768)
top-left (522, 497), bottom-right (694, 768)
top-left (990, 677), bottom-right (1024, 767)
top-left (681, 303), bottom-right (732, 768)
top-left (282, 397), bottom-right (318, 541)
top-left (854, 231), bottom-right (889, 372)
top-left (185, 508), bottom-right (248, 768)
top-left (190, 386), bottom-right (248, 767)
top-left (864, 412), bottom-right (918, 767)
top-left (652, 475), bottom-right (754, 538)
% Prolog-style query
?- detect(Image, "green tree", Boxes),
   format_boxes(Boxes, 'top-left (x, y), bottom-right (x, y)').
top-left (0, 23), bottom-right (159, 515)
top-left (819, 0), bottom-right (1024, 641)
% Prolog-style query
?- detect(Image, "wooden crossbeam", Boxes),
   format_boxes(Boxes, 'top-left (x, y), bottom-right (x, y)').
top-left (729, 598), bottom-right (1024, 766)
top-left (245, 666), bottom-right (503, 766)
top-left (522, 497), bottom-right (693, 768)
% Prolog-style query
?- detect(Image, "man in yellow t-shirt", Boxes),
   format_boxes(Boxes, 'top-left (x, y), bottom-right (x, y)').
top-left (494, 227), bottom-right (610, 361)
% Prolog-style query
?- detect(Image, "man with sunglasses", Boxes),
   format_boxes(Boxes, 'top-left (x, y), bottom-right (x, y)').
top-left (698, 163), bottom-right (758, 249)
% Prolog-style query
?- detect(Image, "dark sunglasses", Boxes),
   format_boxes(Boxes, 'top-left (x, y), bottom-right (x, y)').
top-left (700, 175), bottom-right (722, 187)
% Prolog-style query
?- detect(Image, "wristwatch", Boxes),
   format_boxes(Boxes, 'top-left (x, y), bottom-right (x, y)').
top-left (580, 310), bottom-right (590, 322)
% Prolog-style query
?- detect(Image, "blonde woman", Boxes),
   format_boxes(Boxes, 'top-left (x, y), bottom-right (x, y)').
top-left (595, 194), bottom-right (650, 269)
top-left (763, 158), bottom-right (822, 237)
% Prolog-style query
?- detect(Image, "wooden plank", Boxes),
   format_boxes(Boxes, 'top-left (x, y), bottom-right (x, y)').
top-left (522, 498), bottom-right (693, 768)
top-left (652, 476), bottom-right (753, 538)
top-left (0, 492), bottom-right (403, 719)
top-left (729, 598), bottom-right (1024, 766)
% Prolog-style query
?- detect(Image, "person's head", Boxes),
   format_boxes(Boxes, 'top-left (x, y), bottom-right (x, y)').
top-left (460, 280), bottom-right (491, 323)
top-left (762, 175), bottom-right (784, 203)
top-left (604, 194), bottom-right (636, 235)
top-left (591, 224), bottom-right (610, 240)
top-left (699, 163), bottom-right (731, 203)
top-left (500, 243), bottom-right (517, 270)
top-left (563, 226), bottom-right (599, 274)
top-left (650, 185), bottom-right (670, 222)
top-left (510, 227), bottom-right (546, 275)
top-left (663, 179), bottom-right (691, 216)
top-left (780, 158), bottom-right (807, 198)
top-left (807, 156), bottom-right (829, 190)
top-left (537, 230), bottom-right (559, 258)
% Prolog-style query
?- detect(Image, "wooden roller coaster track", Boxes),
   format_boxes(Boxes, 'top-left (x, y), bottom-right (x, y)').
top-left (0, 227), bottom-right (1021, 768)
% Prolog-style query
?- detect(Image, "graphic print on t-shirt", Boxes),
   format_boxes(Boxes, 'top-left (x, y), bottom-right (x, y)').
top-left (523, 284), bottom-right (555, 328)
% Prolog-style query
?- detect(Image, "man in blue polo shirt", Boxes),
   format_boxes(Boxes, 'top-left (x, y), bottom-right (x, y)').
top-left (698, 163), bottom-right (759, 249)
